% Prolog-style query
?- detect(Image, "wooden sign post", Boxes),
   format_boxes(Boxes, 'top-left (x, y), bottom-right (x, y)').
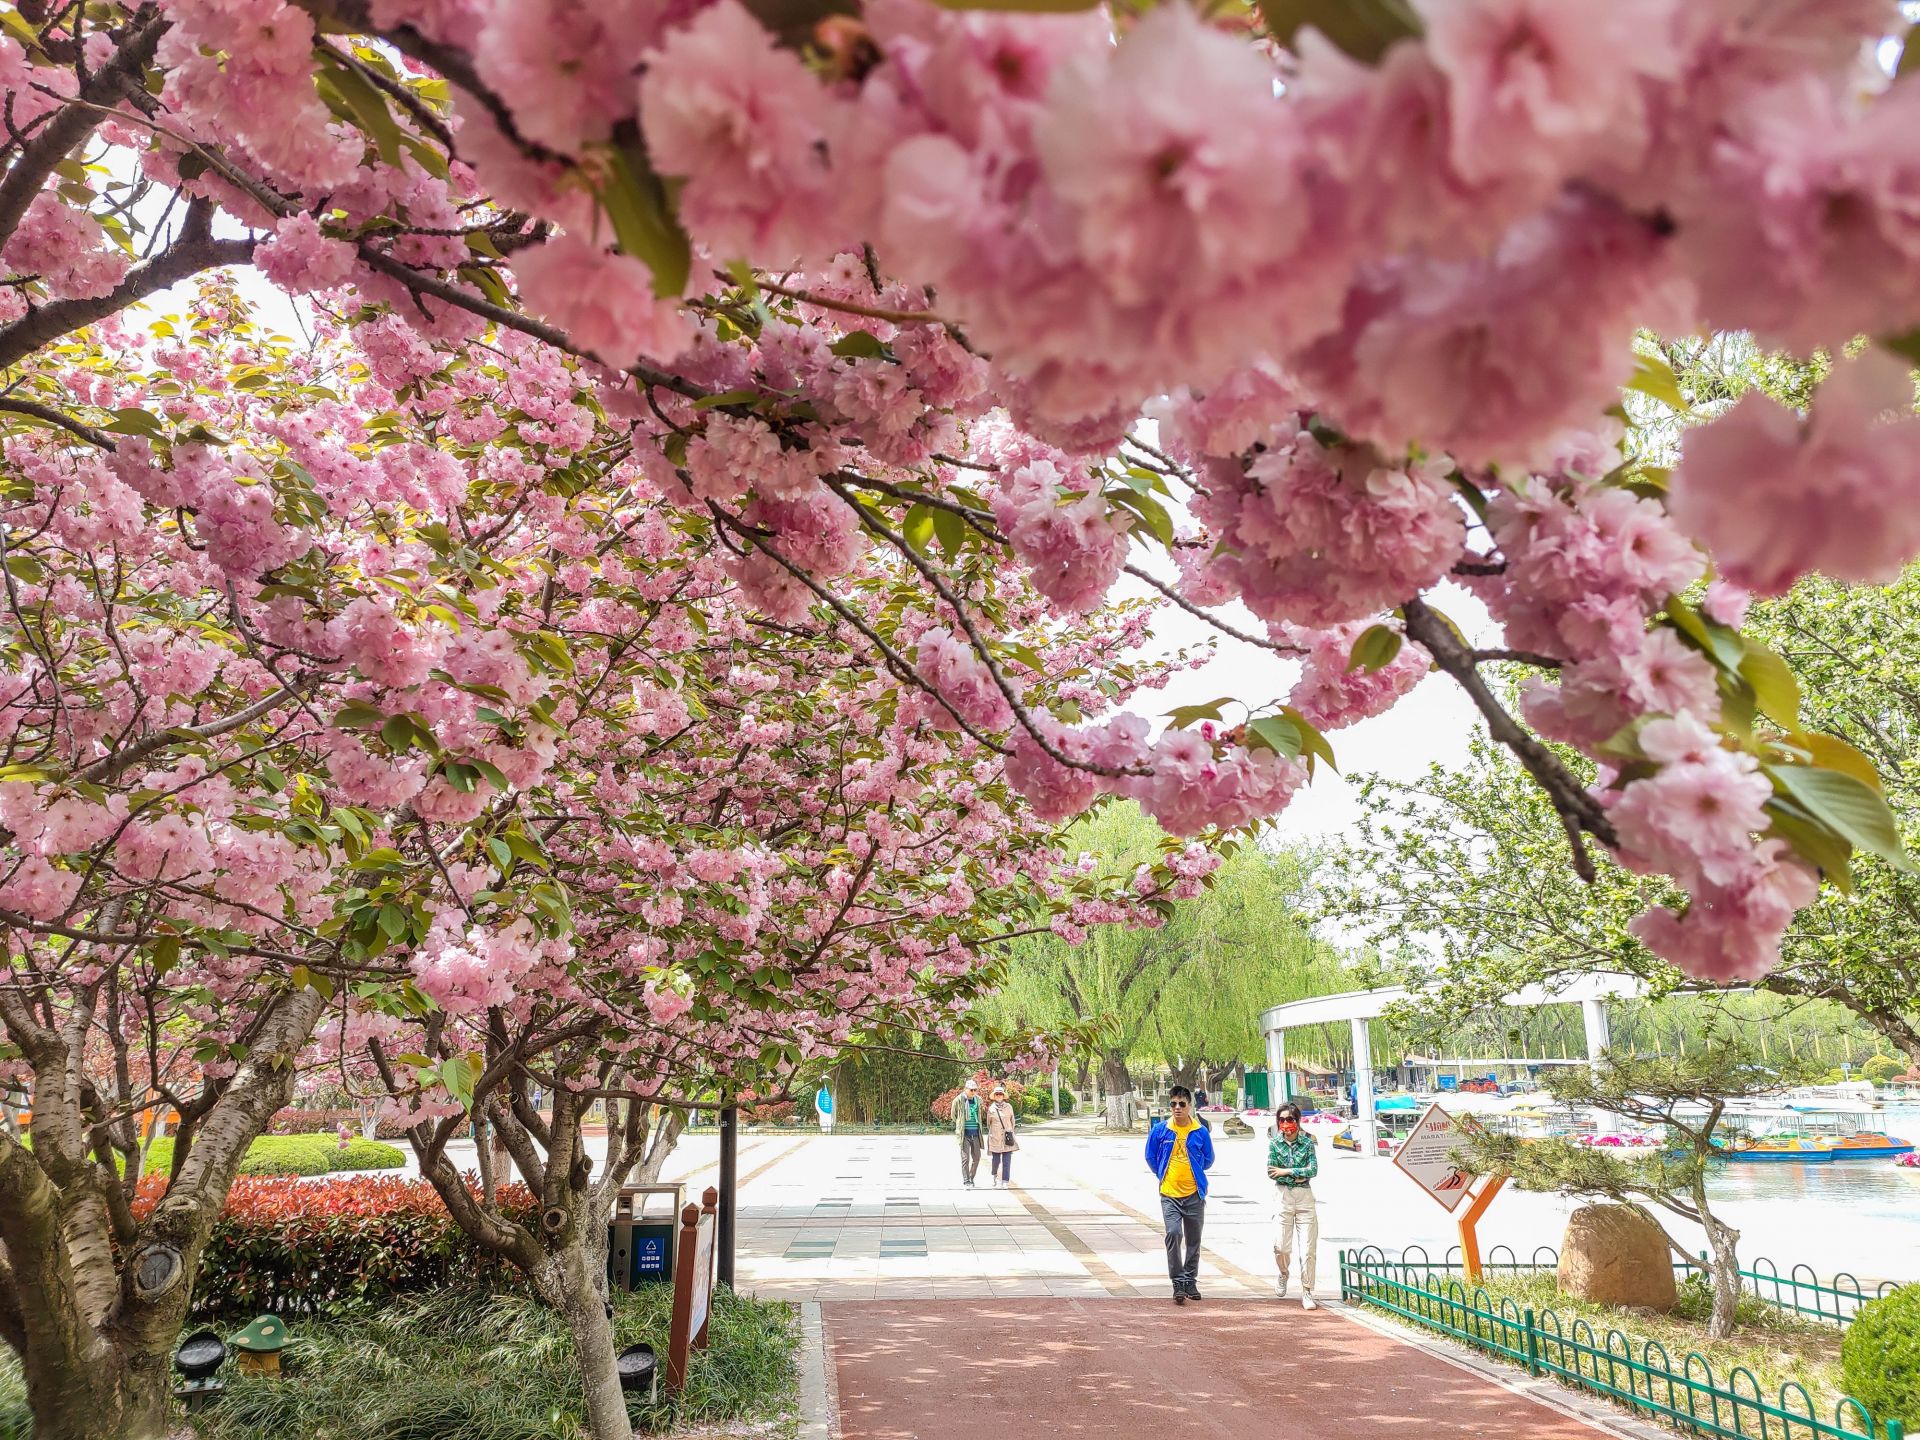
top-left (665, 1186), bottom-right (719, 1394)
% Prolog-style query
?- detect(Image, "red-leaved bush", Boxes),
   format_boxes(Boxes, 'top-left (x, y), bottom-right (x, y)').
top-left (133, 1175), bottom-right (534, 1318)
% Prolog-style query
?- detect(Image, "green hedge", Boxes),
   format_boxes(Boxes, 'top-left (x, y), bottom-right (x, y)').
top-left (1841, 1284), bottom-right (1920, 1427)
top-left (142, 1134), bottom-right (405, 1178)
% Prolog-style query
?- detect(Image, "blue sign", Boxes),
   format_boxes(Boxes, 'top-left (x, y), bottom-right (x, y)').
top-left (637, 1236), bottom-right (667, 1275)
top-left (815, 1086), bottom-right (834, 1115)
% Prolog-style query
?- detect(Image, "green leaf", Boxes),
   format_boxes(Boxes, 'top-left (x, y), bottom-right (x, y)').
top-left (106, 407), bottom-right (166, 440)
top-left (691, 388), bottom-right (765, 410)
top-left (377, 902), bottom-right (410, 940)
top-left (488, 836), bottom-right (514, 874)
top-left (1769, 765), bottom-right (1911, 869)
top-left (1737, 641), bottom-right (1801, 729)
top-left (1787, 732), bottom-right (1884, 794)
top-left (1764, 802), bottom-right (1853, 894)
top-left (380, 715), bottom-right (416, 751)
top-left (1628, 353), bottom-right (1690, 412)
top-left (1881, 328), bottom-right (1920, 366)
top-left (1280, 706), bottom-right (1339, 775)
top-left (1663, 599), bottom-right (1745, 673)
top-left (599, 139), bottom-right (691, 300)
top-left (1108, 489), bottom-right (1175, 549)
top-left (931, 506), bottom-right (967, 557)
top-left (1166, 698), bottom-right (1231, 729)
top-left (438, 1054), bottom-right (478, 1109)
top-left (316, 55), bottom-right (407, 166)
top-left (1256, 0), bottom-right (1421, 61)
top-left (1346, 625), bottom-right (1404, 675)
top-left (4, 553), bottom-right (45, 584)
top-left (151, 936), bottom-right (182, 979)
top-left (1244, 715), bottom-right (1302, 758)
top-left (902, 504), bottom-right (935, 555)
top-left (829, 331), bottom-right (888, 359)
top-left (334, 700), bottom-right (387, 730)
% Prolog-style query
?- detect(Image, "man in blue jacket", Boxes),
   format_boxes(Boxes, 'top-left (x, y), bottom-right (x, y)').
top-left (1145, 1086), bottom-right (1215, 1304)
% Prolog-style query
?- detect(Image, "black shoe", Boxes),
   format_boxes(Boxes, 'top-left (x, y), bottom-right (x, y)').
top-left (1173, 1288), bottom-right (1186, 1305)
top-left (1183, 1283), bottom-right (1204, 1301)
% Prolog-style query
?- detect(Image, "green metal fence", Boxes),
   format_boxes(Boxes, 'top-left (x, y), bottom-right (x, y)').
top-left (1400, 1243), bottom-right (1903, 1327)
top-left (1341, 1248), bottom-right (1906, 1440)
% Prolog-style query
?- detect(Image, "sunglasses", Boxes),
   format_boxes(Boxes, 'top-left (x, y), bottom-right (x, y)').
top-left (1170, 1100), bottom-right (1190, 1109)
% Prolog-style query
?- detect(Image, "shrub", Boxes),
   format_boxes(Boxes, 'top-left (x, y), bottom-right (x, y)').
top-left (141, 1133), bottom-right (405, 1178)
top-left (132, 1175), bottom-right (533, 1319)
top-left (268, 1107), bottom-right (405, 1138)
top-left (1861, 1055), bottom-right (1905, 1085)
top-left (1842, 1286), bottom-right (1920, 1428)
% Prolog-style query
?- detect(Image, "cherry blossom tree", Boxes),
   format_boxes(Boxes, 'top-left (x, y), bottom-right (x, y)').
top-left (6, 3), bottom-right (1920, 1437)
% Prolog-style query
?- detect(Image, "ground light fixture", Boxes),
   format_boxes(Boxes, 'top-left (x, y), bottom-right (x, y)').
top-left (172, 1329), bottom-right (227, 1411)
top-left (617, 1342), bottom-right (658, 1403)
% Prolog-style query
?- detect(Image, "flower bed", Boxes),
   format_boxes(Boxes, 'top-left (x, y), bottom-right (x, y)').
top-left (133, 1175), bottom-right (533, 1319)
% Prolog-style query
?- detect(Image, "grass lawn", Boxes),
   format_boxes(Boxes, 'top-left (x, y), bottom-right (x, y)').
top-left (1394, 1268), bottom-right (1850, 1419)
top-left (17, 1131), bottom-right (405, 1177)
top-left (0, 1283), bottom-right (797, 1440)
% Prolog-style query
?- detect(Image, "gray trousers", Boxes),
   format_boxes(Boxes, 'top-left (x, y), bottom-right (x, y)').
top-left (1161, 1193), bottom-right (1205, 1286)
top-left (959, 1132), bottom-right (982, 1182)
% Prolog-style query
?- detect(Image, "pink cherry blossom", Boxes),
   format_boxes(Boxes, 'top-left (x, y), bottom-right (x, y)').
top-left (513, 234), bottom-right (692, 366)
top-left (1668, 351), bottom-right (1920, 595)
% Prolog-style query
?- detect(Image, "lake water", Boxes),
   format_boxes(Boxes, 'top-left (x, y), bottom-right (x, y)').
top-left (1698, 1103), bottom-right (1920, 1280)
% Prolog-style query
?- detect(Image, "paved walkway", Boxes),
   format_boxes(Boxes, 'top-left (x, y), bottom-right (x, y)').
top-left (825, 1298), bottom-right (1614, 1440)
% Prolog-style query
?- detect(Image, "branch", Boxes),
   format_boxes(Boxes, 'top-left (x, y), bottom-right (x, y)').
top-left (1403, 596), bottom-right (1614, 880)
top-left (0, 14), bottom-right (169, 246)
top-left (72, 674), bottom-right (323, 785)
top-left (0, 396), bottom-right (118, 449)
top-left (0, 228), bottom-right (257, 371)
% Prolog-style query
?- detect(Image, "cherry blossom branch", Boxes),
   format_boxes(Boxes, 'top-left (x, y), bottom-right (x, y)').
top-left (704, 501), bottom-right (1011, 755)
top-left (1121, 562), bottom-right (1304, 656)
top-left (825, 476), bottom-right (1150, 780)
top-left (0, 224), bottom-right (257, 372)
top-left (0, 12), bottom-right (167, 246)
top-left (745, 276), bottom-right (955, 328)
top-left (71, 674), bottom-right (322, 785)
top-left (1402, 595), bottom-right (1614, 881)
top-left (1473, 647), bottom-right (1563, 670)
top-left (0, 395), bottom-right (116, 449)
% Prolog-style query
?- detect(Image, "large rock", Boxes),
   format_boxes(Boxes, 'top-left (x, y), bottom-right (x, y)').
top-left (1557, 1204), bottom-right (1678, 1312)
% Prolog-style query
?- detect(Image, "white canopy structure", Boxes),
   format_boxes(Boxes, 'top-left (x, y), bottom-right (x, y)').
top-left (1258, 974), bottom-right (1648, 1157)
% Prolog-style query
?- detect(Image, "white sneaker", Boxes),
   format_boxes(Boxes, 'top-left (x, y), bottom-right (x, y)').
top-left (1302, 1294), bottom-right (1318, 1311)
top-left (1275, 1279), bottom-right (1289, 1300)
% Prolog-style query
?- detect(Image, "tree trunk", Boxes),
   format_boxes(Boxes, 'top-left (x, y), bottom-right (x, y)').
top-left (1690, 1170), bottom-right (1744, 1340)
top-left (1099, 1054), bottom-right (1134, 1129)
top-left (537, 1228), bottom-right (631, 1440)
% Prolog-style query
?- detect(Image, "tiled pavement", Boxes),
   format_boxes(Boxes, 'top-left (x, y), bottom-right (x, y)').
top-left (713, 1130), bottom-right (1283, 1301)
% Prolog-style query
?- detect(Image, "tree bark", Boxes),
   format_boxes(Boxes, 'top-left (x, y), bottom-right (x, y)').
top-left (0, 986), bottom-right (326, 1440)
top-left (1693, 1172), bottom-right (1744, 1341)
top-left (536, 1221), bottom-right (630, 1440)
top-left (1099, 1054), bottom-right (1134, 1129)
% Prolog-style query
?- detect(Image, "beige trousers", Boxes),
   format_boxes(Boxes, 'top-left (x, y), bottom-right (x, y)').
top-left (1273, 1186), bottom-right (1319, 1294)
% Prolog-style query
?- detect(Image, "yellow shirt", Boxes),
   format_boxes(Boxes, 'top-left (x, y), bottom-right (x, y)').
top-left (1159, 1118), bottom-right (1201, 1198)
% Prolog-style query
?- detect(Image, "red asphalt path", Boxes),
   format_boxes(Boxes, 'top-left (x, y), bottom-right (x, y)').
top-left (825, 1299), bottom-right (1613, 1440)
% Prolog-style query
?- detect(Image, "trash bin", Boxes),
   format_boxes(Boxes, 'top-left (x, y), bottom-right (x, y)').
top-left (609, 1183), bottom-right (682, 1290)
top-left (1244, 1070), bottom-right (1271, 1111)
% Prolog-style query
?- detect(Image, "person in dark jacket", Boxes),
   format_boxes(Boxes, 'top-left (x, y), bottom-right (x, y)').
top-left (1145, 1086), bottom-right (1215, 1304)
